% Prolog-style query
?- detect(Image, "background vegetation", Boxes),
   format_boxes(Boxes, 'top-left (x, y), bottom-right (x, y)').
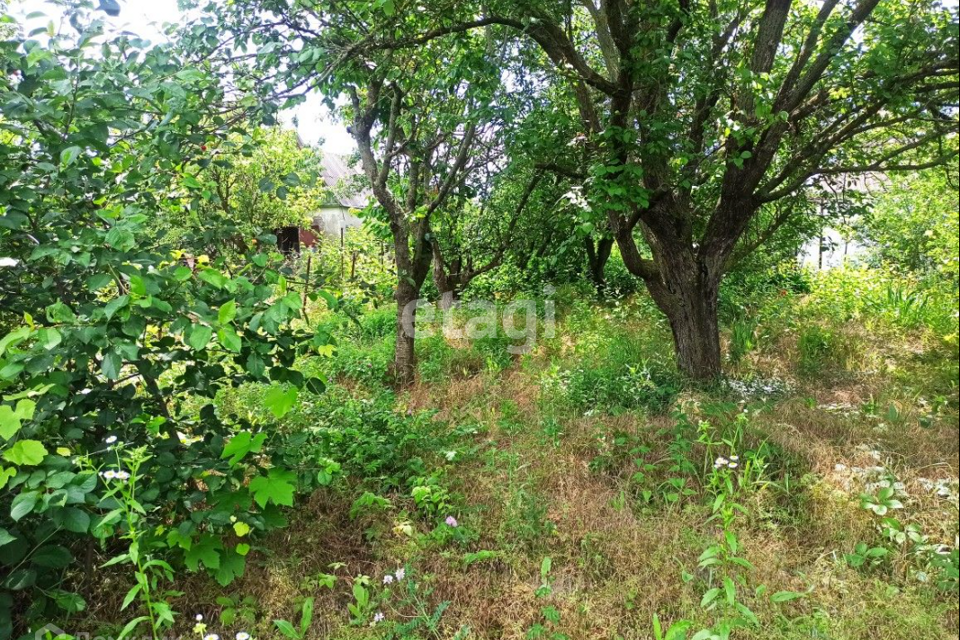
top-left (1, 1), bottom-right (957, 640)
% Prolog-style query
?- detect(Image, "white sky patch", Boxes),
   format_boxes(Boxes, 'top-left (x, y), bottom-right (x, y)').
top-left (9, 0), bottom-right (356, 155)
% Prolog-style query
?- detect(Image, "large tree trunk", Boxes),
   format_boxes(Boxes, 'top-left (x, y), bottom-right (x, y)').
top-left (662, 278), bottom-right (722, 380)
top-left (616, 226), bottom-right (724, 380)
top-left (391, 281), bottom-right (419, 386)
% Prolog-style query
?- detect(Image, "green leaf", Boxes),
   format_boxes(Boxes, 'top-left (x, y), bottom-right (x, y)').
top-left (116, 616), bottom-right (149, 640)
top-left (273, 620), bottom-right (299, 639)
top-left (0, 405), bottom-right (22, 440)
top-left (10, 491), bottom-right (39, 521)
top-left (101, 350), bottom-right (122, 380)
top-left (299, 597), bottom-right (314, 635)
top-left (122, 583), bottom-right (143, 610)
top-left (0, 527), bottom-right (16, 547)
top-left (245, 352), bottom-right (266, 378)
top-left (186, 324), bottom-right (213, 351)
top-left (198, 268), bottom-right (228, 289)
top-left (0, 327), bottom-right (31, 358)
top-left (104, 295), bottom-right (129, 319)
top-left (59, 145), bottom-right (82, 166)
top-left (2, 568), bottom-right (36, 591)
top-left (51, 589), bottom-right (87, 613)
top-left (723, 576), bottom-right (736, 605)
top-left (53, 507), bottom-right (91, 533)
top-left (249, 468), bottom-right (297, 508)
top-left (218, 299), bottom-right (237, 324)
top-left (215, 550), bottom-right (246, 586)
top-left (3, 439), bottom-right (48, 466)
top-left (221, 431), bottom-right (267, 466)
top-left (771, 590), bottom-right (806, 603)
top-left (32, 545), bottom-right (72, 568)
top-left (263, 384), bottom-right (298, 418)
top-left (218, 327), bottom-right (242, 352)
top-left (184, 534), bottom-right (222, 571)
top-left (0, 466), bottom-right (15, 490)
top-left (700, 587), bottom-right (720, 609)
top-left (540, 556), bottom-right (552, 578)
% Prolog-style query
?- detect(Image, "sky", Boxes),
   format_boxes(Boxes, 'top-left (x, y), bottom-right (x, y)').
top-left (9, 0), bottom-right (357, 156)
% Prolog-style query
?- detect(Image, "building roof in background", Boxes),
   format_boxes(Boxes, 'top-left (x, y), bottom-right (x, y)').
top-left (320, 153), bottom-right (370, 209)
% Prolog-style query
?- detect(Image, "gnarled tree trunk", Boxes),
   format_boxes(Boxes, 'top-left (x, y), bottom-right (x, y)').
top-left (616, 222), bottom-right (725, 381)
top-left (651, 274), bottom-right (722, 380)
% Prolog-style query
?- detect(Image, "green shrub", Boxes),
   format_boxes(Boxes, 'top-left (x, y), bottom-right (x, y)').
top-left (797, 325), bottom-right (842, 376)
top-left (283, 387), bottom-right (453, 495)
top-left (324, 337), bottom-right (393, 386)
top-left (728, 316), bottom-right (759, 365)
top-left (0, 24), bottom-right (333, 634)
top-left (542, 315), bottom-right (679, 415)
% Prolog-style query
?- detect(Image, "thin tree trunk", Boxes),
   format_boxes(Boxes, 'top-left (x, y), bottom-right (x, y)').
top-left (391, 282), bottom-right (419, 385)
top-left (433, 243), bottom-right (473, 311)
top-left (438, 288), bottom-right (460, 311)
top-left (585, 236), bottom-right (614, 295)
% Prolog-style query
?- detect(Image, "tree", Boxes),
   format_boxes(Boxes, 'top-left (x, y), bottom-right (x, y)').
top-left (303, 0), bottom-right (958, 379)
top-left (190, 2), bottom-right (518, 384)
top-left (430, 165), bottom-right (543, 308)
top-left (347, 52), bottom-right (486, 383)
top-left (160, 126), bottom-right (327, 256)
top-left (861, 165), bottom-right (959, 276)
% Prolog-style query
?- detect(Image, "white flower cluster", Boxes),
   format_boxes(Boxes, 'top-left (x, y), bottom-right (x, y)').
top-left (819, 402), bottom-right (860, 415)
top-left (98, 469), bottom-right (131, 482)
top-left (714, 455), bottom-right (740, 470)
top-left (723, 376), bottom-right (790, 400)
top-left (383, 567), bottom-right (405, 584)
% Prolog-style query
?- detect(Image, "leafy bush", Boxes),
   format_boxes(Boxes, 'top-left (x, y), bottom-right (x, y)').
top-left (282, 387), bottom-right (449, 493)
top-left (796, 325), bottom-right (843, 377)
top-left (0, 21), bottom-right (326, 635)
top-left (538, 301), bottom-right (679, 414)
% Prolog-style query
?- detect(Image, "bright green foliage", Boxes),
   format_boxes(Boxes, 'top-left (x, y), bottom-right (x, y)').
top-left (0, 8), bottom-right (328, 633)
top-left (159, 127), bottom-right (328, 253)
top-left (862, 167), bottom-right (960, 278)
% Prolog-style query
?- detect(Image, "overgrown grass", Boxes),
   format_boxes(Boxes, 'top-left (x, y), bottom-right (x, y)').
top-left (65, 269), bottom-right (959, 640)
